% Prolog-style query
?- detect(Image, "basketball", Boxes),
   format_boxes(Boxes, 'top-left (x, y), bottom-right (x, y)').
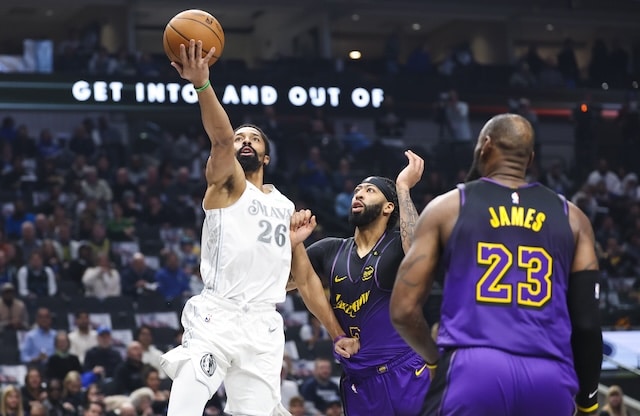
top-left (163, 9), bottom-right (225, 66)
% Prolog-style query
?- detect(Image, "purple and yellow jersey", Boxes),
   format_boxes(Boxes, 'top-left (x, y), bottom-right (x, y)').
top-left (307, 232), bottom-right (411, 372)
top-left (439, 178), bottom-right (576, 367)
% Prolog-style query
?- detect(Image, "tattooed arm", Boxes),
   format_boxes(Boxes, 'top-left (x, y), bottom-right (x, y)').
top-left (395, 150), bottom-right (425, 253)
top-left (390, 190), bottom-right (458, 365)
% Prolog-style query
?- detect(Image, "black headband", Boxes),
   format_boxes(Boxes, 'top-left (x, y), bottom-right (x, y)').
top-left (362, 176), bottom-right (396, 204)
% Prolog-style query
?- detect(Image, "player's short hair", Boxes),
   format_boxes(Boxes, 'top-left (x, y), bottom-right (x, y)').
top-left (234, 123), bottom-right (271, 156)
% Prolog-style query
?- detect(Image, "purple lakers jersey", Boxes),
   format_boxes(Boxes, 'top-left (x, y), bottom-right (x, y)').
top-left (307, 232), bottom-right (411, 371)
top-left (439, 178), bottom-right (576, 367)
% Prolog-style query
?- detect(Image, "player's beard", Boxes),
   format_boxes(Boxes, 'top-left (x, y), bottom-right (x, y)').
top-left (349, 202), bottom-right (383, 228)
top-left (237, 148), bottom-right (261, 173)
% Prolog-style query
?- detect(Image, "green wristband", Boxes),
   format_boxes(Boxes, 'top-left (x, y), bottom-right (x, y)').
top-left (194, 79), bottom-right (211, 92)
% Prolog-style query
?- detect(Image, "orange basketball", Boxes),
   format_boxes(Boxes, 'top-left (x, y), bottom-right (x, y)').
top-left (163, 9), bottom-right (225, 66)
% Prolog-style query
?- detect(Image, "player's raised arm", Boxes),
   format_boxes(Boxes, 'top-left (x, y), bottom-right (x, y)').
top-left (567, 202), bottom-right (603, 415)
top-left (172, 40), bottom-right (238, 187)
top-left (395, 150), bottom-right (424, 253)
top-left (390, 191), bottom-right (455, 366)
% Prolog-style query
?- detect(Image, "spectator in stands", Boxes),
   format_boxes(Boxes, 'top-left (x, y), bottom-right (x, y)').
top-left (68, 126), bottom-right (96, 160)
top-left (299, 312), bottom-right (330, 351)
top-left (81, 166), bottom-right (113, 204)
top-left (112, 168), bottom-right (138, 204)
top-left (0, 116), bottom-right (17, 143)
top-left (61, 371), bottom-right (84, 414)
top-left (141, 195), bottom-right (172, 227)
top-left (136, 325), bottom-right (165, 377)
top-left (20, 308), bottom-right (56, 366)
top-left (83, 326), bottom-right (122, 379)
top-left (587, 159), bottom-right (622, 195)
top-left (601, 237), bottom-right (637, 278)
top-left (600, 384), bottom-right (628, 416)
top-left (46, 331), bottom-right (82, 381)
top-left (113, 341), bottom-right (145, 395)
top-left (444, 90), bottom-right (472, 142)
top-left (299, 358), bottom-right (341, 414)
top-left (287, 396), bottom-right (305, 416)
top-left (65, 243), bottom-right (93, 294)
top-left (141, 367), bottom-right (170, 414)
top-left (88, 47), bottom-right (116, 75)
top-left (154, 251), bottom-right (189, 302)
top-left (620, 173), bottom-right (640, 202)
top-left (36, 128), bottom-right (62, 161)
top-left (33, 215), bottom-right (53, 241)
top-left (115, 402), bottom-right (136, 416)
top-left (120, 252), bottom-right (156, 299)
top-left (28, 402), bottom-right (46, 416)
top-left (15, 222), bottom-right (42, 264)
top-left (128, 387), bottom-right (155, 416)
top-left (0, 282), bottom-right (28, 331)
top-left (21, 367), bottom-right (45, 412)
top-left (68, 311), bottom-right (97, 365)
top-left (297, 146), bottom-right (333, 206)
top-left (82, 401), bottom-right (104, 416)
top-left (323, 400), bottom-right (342, 416)
top-left (83, 384), bottom-right (104, 411)
top-left (557, 38), bottom-right (580, 87)
top-left (81, 253), bottom-right (121, 299)
top-left (334, 179), bottom-right (355, 221)
top-left (41, 239), bottom-right (63, 280)
top-left (42, 378), bottom-right (75, 416)
top-left (0, 384), bottom-right (24, 416)
top-left (88, 224), bottom-right (111, 259)
top-left (0, 250), bottom-right (16, 287)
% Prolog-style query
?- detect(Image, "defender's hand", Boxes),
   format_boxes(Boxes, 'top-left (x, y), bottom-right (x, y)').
top-left (290, 209), bottom-right (317, 248)
top-left (334, 337), bottom-right (360, 358)
top-left (396, 150), bottom-right (425, 190)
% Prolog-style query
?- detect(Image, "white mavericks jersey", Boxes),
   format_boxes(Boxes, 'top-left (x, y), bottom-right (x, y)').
top-left (200, 181), bottom-right (295, 304)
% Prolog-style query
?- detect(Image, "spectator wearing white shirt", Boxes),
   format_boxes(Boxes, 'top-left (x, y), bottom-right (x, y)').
top-left (586, 159), bottom-right (621, 195)
top-left (82, 253), bottom-right (121, 298)
top-left (68, 311), bottom-right (98, 365)
top-left (136, 324), bottom-right (167, 378)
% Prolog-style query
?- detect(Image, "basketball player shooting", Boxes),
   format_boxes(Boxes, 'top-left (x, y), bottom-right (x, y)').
top-left (390, 114), bottom-right (602, 416)
top-left (159, 40), bottom-right (359, 416)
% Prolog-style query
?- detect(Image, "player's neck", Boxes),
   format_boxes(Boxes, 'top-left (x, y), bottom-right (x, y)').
top-left (354, 222), bottom-right (386, 254)
top-left (245, 171), bottom-right (266, 193)
top-left (486, 169), bottom-right (527, 188)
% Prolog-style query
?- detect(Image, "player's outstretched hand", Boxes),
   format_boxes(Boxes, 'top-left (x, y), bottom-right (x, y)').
top-left (334, 336), bottom-right (360, 358)
top-left (171, 39), bottom-right (216, 88)
top-left (290, 209), bottom-right (317, 247)
top-left (396, 150), bottom-right (425, 190)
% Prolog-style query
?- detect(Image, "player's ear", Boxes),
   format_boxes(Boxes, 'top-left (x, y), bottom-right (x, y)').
top-left (383, 202), bottom-right (395, 215)
top-left (479, 135), bottom-right (492, 157)
top-left (527, 151), bottom-right (535, 169)
top-left (263, 154), bottom-right (270, 167)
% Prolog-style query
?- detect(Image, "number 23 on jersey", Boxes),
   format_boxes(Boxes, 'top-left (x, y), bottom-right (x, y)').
top-left (475, 242), bottom-right (552, 308)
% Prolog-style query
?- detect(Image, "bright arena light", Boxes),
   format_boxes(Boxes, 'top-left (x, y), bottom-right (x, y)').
top-left (349, 50), bottom-right (362, 60)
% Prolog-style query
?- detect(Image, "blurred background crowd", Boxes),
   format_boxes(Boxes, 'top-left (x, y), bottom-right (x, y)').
top-left (1, 0), bottom-right (640, 415)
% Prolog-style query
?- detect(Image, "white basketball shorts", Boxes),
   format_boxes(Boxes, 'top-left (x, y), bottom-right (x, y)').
top-left (160, 292), bottom-right (289, 416)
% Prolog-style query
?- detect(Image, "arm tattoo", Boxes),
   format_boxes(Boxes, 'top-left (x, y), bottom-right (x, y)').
top-left (398, 188), bottom-right (419, 247)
